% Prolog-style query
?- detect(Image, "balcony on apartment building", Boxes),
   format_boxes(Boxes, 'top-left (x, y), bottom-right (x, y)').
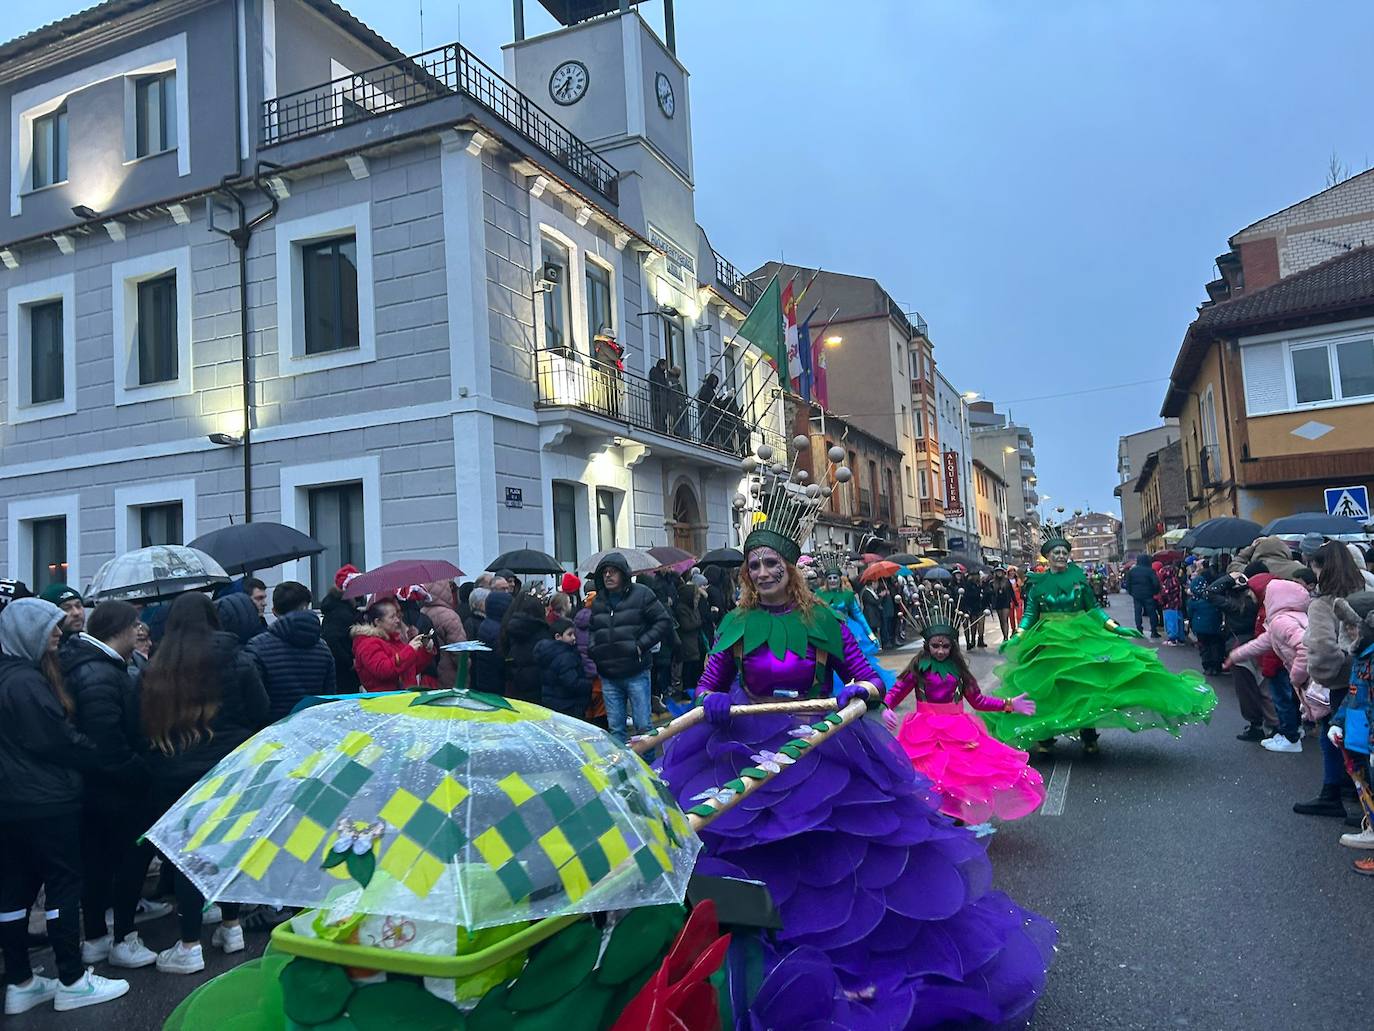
top-left (713, 252), bottom-right (762, 310)
top-left (535, 351), bottom-right (783, 465)
top-left (261, 41), bottom-right (619, 204)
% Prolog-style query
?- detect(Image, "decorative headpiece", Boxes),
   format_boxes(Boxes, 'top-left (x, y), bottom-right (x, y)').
top-left (1039, 507), bottom-right (1078, 558)
top-left (812, 538), bottom-right (848, 576)
top-left (911, 588), bottom-right (970, 641)
top-left (733, 438), bottom-right (852, 565)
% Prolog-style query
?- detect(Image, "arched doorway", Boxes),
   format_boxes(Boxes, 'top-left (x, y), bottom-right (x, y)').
top-left (671, 483), bottom-right (705, 556)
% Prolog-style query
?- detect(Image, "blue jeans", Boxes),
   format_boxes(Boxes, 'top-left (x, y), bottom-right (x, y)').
top-left (602, 670), bottom-right (652, 744)
top-left (1268, 668), bottom-right (1300, 742)
top-left (1163, 609), bottom-right (1184, 642)
top-left (1132, 597), bottom-right (1158, 634)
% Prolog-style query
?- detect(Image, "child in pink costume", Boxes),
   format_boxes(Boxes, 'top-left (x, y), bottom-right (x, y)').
top-left (883, 630), bottom-right (1046, 823)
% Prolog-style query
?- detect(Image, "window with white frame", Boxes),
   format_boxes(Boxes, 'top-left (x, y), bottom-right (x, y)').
top-left (138, 503), bottom-right (183, 547)
top-left (114, 480), bottom-right (196, 556)
top-left (541, 237), bottom-right (572, 353)
top-left (31, 105), bottom-right (67, 189)
top-left (7, 273), bottom-right (76, 422)
top-left (276, 204), bottom-right (376, 373)
top-left (30, 517), bottom-right (68, 590)
top-left (552, 481), bottom-right (580, 571)
top-left (1286, 336), bottom-right (1374, 405)
top-left (112, 248), bottom-right (192, 404)
top-left (596, 487), bottom-right (620, 551)
top-left (308, 483), bottom-right (365, 601)
top-left (133, 70), bottom-right (176, 157)
top-left (8, 496), bottom-right (80, 593)
top-left (585, 259), bottom-right (613, 343)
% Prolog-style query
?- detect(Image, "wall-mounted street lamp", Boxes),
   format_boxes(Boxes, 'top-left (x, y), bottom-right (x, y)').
top-left (71, 205), bottom-right (100, 221)
top-left (208, 433), bottom-right (243, 447)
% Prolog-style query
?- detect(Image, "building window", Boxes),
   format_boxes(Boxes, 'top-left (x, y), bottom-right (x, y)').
top-left (541, 238), bottom-right (572, 353)
top-left (134, 71), bottom-right (177, 157)
top-left (1286, 336), bottom-right (1374, 407)
top-left (139, 502), bottom-right (183, 547)
top-left (664, 315), bottom-right (686, 371)
top-left (31, 106), bottom-right (67, 189)
top-left (28, 300), bottom-right (64, 404)
top-left (596, 488), bottom-right (619, 551)
top-left (1337, 338), bottom-right (1374, 399)
top-left (553, 482), bottom-right (578, 571)
top-left (301, 236), bottom-right (360, 355)
top-left (1291, 344), bottom-right (1333, 405)
top-left (308, 483), bottom-right (364, 601)
top-left (918, 468), bottom-right (929, 499)
top-left (586, 260), bottom-right (613, 344)
top-left (136, 273), bottom-right (178, 385)
top-left (30, 517), bottom-right (68, 590)
top-left (913, 408), bottom-right (924, 440)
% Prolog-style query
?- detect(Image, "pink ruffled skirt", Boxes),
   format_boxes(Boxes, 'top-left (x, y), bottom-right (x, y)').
top-left (895, 701), bottom-right (1046, 823)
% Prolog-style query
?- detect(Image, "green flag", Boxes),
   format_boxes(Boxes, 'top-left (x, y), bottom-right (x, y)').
top-left (736, 276), bottom-right (784, 372)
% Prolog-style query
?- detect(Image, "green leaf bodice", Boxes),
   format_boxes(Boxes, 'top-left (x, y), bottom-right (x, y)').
top-left (1019, 565), bottom-right (1110, 630)
top-left (709, 604), bottom-right (845, 662)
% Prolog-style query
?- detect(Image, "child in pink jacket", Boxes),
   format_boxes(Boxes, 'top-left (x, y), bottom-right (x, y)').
top-left (1225, 577), bottom-right (1310, 752)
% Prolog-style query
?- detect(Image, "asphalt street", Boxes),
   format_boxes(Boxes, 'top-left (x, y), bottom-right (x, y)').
top-left (10, 593), bottom-right (1373, 1029)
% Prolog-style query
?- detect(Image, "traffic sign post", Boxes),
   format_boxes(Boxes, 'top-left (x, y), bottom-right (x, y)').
top-left (1324, 485), bottom-right (1370, 521)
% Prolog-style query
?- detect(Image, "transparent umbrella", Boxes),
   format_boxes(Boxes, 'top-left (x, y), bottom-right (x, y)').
top-left (577, 548), bottom-right (661, 576)
top-left (86, 545), bottom-right (230, 602)
top-left (146, 690), bottom-right (699, 931)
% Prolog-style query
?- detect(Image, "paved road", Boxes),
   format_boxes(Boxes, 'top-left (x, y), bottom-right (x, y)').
top-left (877, 594), bottom-right (1374, 1031)
top-left (15, 594), bottom-right (1374, 1029)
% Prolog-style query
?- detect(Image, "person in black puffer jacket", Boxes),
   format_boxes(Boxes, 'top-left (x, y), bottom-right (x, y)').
top-left (472, 590), bottom-right (512, 695)
top-left (534, 618), bottom-right (591, 718)
top-left (499, 592), bottom-right (554, 704)
top-left (61, 601), bottom-right (160, 968)
top-left (588, 553), bottom-right (672, 743)
top-left (246, 582), bottom-right (336, 723)
top-left (321, 567), bottom-right (364, 694)
top-left (139, 592), bottom-right (268, 973)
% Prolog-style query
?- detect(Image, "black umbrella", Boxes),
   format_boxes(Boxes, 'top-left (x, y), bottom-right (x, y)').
top-left (886, 552), bottom-right (924, 565)
top-left (486, 548), bottom-right (563, 575)
top-left (1262, 512), bottom-right (1368, 536)
top-left (188, 522), bottom-right (324, 575)
top-left (1178, 517), bottom-right (1261, 551)
top-left (940, 552), bottom-right (991, 574)
top-left (699, 547), bottom-right (744, 568)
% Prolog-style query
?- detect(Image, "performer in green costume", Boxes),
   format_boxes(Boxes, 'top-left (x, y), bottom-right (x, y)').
top-left (982, 522), bottom-right (1217, 754)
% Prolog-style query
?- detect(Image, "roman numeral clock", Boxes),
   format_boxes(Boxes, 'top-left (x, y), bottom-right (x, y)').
top-left (549, 60), bottom-right (589, 106)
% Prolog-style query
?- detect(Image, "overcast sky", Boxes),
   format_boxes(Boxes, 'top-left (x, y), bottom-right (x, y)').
top-left (9, 1), bottom-right (1374, 519)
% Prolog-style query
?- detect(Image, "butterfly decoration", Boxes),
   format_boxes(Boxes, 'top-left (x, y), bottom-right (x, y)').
top-left (322, 817), bottom-right (386, 887)
top-left (689, 786), bottom-right (738, 807)
top-left (749, 750), bottom-right (796, 774)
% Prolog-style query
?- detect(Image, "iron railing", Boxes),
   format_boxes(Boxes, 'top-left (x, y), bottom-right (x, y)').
top-left (714, 252), bottom-right (762, 308)
top-left (535, 351), bottom-right (784, 458)
top-left (262, 42), bottom-right (619, 204)
top-left (857, 488), bottom-right (873, 518)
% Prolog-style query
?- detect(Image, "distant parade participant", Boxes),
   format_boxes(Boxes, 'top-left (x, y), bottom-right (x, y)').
top-left (815, 558), bottom-right (893, 691)
top-left (982, 521), bottom-right (1217, 755)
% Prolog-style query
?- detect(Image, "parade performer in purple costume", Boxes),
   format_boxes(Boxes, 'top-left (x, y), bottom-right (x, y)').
top-left (656, 440), bottom-right (1055, 1029)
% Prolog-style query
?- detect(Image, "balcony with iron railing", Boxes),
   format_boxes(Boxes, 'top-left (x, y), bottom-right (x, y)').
top-left (534, 351), bottom-right (783, 458)
top-left (857, 488), bottom-right (873, 519)
top-left (713, 252), bottom-right (762, 310)
top-left (262, 42), bottom-right (619, 205)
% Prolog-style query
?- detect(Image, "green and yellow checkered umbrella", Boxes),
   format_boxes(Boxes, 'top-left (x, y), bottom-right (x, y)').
top-left (146, 691), bottom-right (700, 930)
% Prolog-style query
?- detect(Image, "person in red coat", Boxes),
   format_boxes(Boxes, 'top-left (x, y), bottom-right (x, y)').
top-left (349, 597), bottom-right (437, 693)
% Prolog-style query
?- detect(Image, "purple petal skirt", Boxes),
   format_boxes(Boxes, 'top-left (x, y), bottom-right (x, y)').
top-left (657, 685), bottom-right (1056, 1029)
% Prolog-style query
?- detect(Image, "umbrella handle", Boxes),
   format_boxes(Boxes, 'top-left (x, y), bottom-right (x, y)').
top-left (628, 697), bottom-right (843, 755)
top-left (679, 695), bottom-right (870, 833)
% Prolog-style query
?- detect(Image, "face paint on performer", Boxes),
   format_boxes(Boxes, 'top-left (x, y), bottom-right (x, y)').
top-left (826, 573), bottom-right (841, 590)
top-left (747, 546), bottom-right (789, 605)
top-left (927, 634), bottom-right (953, 661)
top-left (1048, 545), bottom-right (1070, 573)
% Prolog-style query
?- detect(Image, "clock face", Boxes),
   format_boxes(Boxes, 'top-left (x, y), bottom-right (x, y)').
top-left (549, 60), bottom-right (589, 106)
top-left (655, 72), bottom-right (675, 118)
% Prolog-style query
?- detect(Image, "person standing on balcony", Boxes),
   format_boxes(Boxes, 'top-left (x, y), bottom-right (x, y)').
top-left (696, 373), bottom-right (722, 446)
top-left (649, 358), bottom-right (670, 432)
top-left (666, 366), bottom-right (687, 438)
top-left (588, 553), bottom-right (673, 743)
top-left (592, 331), bottom-right (624, 420)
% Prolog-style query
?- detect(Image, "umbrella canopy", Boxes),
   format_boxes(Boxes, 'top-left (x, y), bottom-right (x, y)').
top-left (188, 522), bottom-right (324, 575)
top-left (1262, 512), bottom-right (1368, 537)
top-left (906, 557), bottom-right (938, 570)
top-left (487, 549), bottom-right (563, 575)
top-left (859, 561), bottom-right (900, 583)
top-left (1152, 550), bottom-right (1184, 564)
top-left (885, 552), bottom-right (924, 566)
top-left (87, 545), bottom-right (229, 603)
top-left (939, 551), bottom-right (989, 572)
top-left (146, 690), bottom-right (700, 931)
top-left (577, 548), bottom-right (660, 577)
top-left (894, 566), bottom-right (914, 578)
top-left (344, 560), bottom-right (464, 599)
top-left (922, 566), bottom-right (953, 581)
top-left (859, 552), bottom-right (885, 565)
top-left (648, 546), bottom-right (694, 567)
top-left (699, 547), bottom-right (744, 568)
top-left (1162, 528), bottom-right (1189, 545)
top-left (1178, 517), bottom-right (1261, 551)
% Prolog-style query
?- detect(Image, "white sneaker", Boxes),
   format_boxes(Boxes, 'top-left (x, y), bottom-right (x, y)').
top-left (155, 942), bottom-right (205, 974)
top-left (202, 904), bottom-right (222, 926)
top-left (212, 924), bottom-right (244, 954)
top-left (81, 933), bottom-right (112, 964)
top-left (1261, 735), bottom-right (1302, 753)
top-left (109, 932), bottom-right (157, 968)
top-left (4, 975), bottom-right (58, 1015)
top-left (1340, 826), bottom-right (1374, 850)
top-left (53, 968), bottom-right (129, 1012)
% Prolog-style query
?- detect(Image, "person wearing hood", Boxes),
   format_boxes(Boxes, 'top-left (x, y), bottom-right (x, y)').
top-left (420, 579), bottom-right (467, 689)
top-left (1230, 535), bottom-right (1305, 580)
top-left (499, 592), bottom-right (554, 704)
top-left (1225, 575), bottom-right (1310, 753)
top-left (38, 582), bottom-right (86, 638)
top-left (1208, 573), bottom-right (1278, 740)
top-left (587, 553), bottom-right (672, 743)
top-left (140, 592), bottom-right (269, 973)
top-left (1123, 554), bottom-right (1161, 636)
top-left (245, 582), bottom-right (336, 722)
top-left (534, 618), bottom-right (592, 717)
top-left (1346, 543), bottom-right (1374, 589)
top-left (0, 598), bottom-right (130, 1014)
top-left (321, 566), bottom-right (364, 695)
top-left (61, 601), bottom-right (161, 971)
top-left (471, 589), bottom-right (511, 694)
top-left (350, 597), bottom-right (437, 694)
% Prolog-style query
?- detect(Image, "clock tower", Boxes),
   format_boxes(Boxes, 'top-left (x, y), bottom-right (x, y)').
top-left (503, 0), bottom-right (696, 251)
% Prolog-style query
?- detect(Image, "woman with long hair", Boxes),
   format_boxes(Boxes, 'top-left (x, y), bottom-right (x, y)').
top-left (140, 592), bottom-right (269, 975)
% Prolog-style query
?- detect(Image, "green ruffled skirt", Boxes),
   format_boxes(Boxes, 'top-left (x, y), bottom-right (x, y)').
top-left (982, 612), bottom-right (1217, 749)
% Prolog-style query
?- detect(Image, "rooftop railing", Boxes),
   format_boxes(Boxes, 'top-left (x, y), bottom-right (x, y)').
top-left (714, 252), bottom-right (762, 308)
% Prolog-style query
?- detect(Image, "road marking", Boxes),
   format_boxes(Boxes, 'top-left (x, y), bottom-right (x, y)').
top-left (1041, 759), bottom-right (1071, 816)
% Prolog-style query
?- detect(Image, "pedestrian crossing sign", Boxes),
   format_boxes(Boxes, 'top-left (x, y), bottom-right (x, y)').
top-left (1324, 485), bottom-right (1370, 521)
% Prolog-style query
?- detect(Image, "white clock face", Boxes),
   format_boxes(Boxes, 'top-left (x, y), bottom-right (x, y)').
top-left (549, 61), bottom-right (589, 106)
top-left (655, 72), bottom-right (675, 118)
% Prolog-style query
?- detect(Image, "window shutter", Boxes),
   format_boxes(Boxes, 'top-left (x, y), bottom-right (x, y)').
top-left (1241, 341), bottom-right (1287, 415)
